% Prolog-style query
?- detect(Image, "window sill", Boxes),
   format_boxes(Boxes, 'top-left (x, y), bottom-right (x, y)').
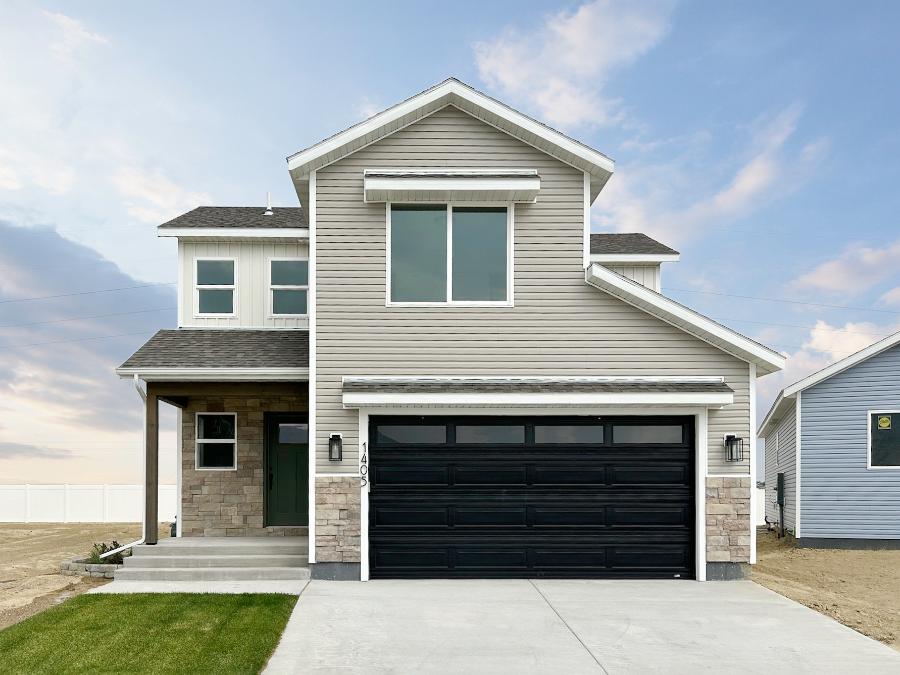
top-left (194, 466), bottom-right (238, 472)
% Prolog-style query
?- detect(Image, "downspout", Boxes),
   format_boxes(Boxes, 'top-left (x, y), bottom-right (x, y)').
top-left (100, 374), bottom-right (147, 559)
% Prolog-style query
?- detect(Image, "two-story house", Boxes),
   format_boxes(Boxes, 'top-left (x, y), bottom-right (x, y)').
top-left (116, 78), bottom-right (785, 583)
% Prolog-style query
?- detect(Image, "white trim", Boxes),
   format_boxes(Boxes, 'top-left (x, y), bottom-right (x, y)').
top-left (193, 257), bottom-right (237, 318)
top-left (176, 244), bottom-right (184, 328)
top-left (359, 410), bottom-right (370, 582)
top-left (286, 78), bottom-right (614, 176)
top-left (696, 409), bottom-right (708, 582)
top-left (385, 203), bottom-right (514, 307)
top-left (343, 391), bottom-right (733, 408)
top-left (176, 408), bottom-right (182, 537)
top-left (795, 392), bottom-right (802, 538)
top-left (194, 412), bottom-right (237, 471)
top-left (267, 256), bottom-right (309, 318)
top-left (866, 409), bottom-right (900, 470)
top-left (583, 172), bottom-right (590, 269)
top-left (344, 375), bottom-right (725, 383)
top-left (116, 367), bottom-right (308, 381)
top-left (160, 227), bottom-right (309, 239)
top-left (585, 263), bottom-right (785, 375)
top-left (364, 170), bottom-right (540, 204)
top-left (749, 362), bottom-right (757, 564)
top-left (308, 171), bottom-right (317, 565)
top-left (589, 254), bottom-right (680, 264)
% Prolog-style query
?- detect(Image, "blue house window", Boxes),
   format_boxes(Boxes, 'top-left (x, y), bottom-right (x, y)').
top-left (869, 412), bottom-right (900, 468)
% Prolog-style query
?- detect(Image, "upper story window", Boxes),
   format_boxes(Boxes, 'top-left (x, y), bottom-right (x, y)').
top-left (195, 258), bottom-right (235, 316)
top-left (388, 204), bottom-right (511, 306)
top-left (270, 259), bottom-right (308, 316)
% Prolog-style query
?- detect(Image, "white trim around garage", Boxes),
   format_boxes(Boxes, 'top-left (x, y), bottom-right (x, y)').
top-left (308, 170), bottom-right (318, 565)
top-left (343, 390), bottom-right (734, 408)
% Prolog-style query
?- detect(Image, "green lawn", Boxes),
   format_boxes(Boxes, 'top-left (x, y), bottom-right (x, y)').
top-left (0, 593), bottom-right (297, 674)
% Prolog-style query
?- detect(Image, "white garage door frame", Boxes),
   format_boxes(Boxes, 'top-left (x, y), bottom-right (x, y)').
top-left (357, 406), bottom-right (709, 582)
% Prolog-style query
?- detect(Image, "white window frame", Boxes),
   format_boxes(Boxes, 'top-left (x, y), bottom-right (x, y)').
top-left (866, 409), bottom-right (900, 470)
top-left (268, 256), bottom-right (309, 317)
top-left (385, 202), bottom-right (514, 308)
top-left (195, 412), bottom-right (238, 471)
top-left (194, 257), bottom-right (237, 318)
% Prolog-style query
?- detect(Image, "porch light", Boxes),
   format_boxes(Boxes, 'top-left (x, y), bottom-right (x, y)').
top-left (329, 433), bottom-right (343, 462)
top-left (724, 434), bottom-right (744, 462)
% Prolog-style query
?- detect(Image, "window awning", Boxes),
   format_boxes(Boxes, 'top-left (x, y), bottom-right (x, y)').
top-left (363, 169), bottom-right (540, 203)
top-left (342, 376), bottom-right (734, 408)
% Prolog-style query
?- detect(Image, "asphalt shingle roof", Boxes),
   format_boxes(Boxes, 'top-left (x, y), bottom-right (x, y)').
top-left (119, 329), bottom-right (309, 369)
top-left (590, 233), bottom-right (678, 256)
top-left (342, 378), bottom-right (731, 394)
top-left (158, 206), bottom-right (305, 229)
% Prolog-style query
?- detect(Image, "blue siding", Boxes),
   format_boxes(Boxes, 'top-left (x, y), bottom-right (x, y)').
top-left (763, 400), bottom-right (797, 532)
top-left (801, 344), bottom-right (900, 539)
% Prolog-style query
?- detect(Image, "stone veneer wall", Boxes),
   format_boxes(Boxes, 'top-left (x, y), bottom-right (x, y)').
top-left (315, 476), bottom-right (361, 563)
top-left (706, 476), bottom-right (752, 563)
top-left (181, 389), bottom-right (307, 536)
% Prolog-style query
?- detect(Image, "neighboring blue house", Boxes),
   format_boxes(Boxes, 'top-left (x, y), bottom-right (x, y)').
top-left (759, 331), bottom-right (900, 547)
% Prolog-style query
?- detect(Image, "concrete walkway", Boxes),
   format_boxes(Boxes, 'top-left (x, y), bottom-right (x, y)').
top-left (264, 579), bottom-right (900, 674)
top-left (89, 580), bottom-right (308, 594)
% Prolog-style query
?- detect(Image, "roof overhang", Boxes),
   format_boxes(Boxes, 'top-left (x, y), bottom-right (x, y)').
top-left (757, 392), bottom-right (793, 438)
top-left (287, 78), bottom-right (614, 208)
top-left (585, 263), bottom-right (785, 376)
top-left (590, 253), bottom-right (680, 264)
top-left (116, 367), bottom-right (309, 382)
top-left (342, 376), bottom-right (734, 409)
top-left (158, 227), bottom-right (309, 240)
top-left (363, 169), bottom-right (540, 204)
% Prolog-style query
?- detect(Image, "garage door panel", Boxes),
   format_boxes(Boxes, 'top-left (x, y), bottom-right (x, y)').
top-left (369, 415), bottom-right (694, 579)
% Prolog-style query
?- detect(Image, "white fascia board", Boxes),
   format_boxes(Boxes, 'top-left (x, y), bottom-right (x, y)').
top-left (158, 228), bottom-right (309, 239)
top-left (782, 328), bottom-right (900, 398)
top-left (585, 263), bottom-right (786, 375)
top-left (344, 375), bottom-right (725, 384)
top-left (287, 79), bottom-right (614, 177)
top-left (590, 254), bottom-right (680, 264)
top-left (343, 391), bottom-right (734, 408)
top-left (116, 367), bottom-right (309, 382)
top-left (757, 391), bottom-right (793, 438)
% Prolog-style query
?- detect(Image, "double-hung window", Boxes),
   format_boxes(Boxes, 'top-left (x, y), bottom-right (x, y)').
top-left (868, 411), bottom-right (900, 469)
top-left (269, 259), bottom-right (308, 316)
top-left (388, 204), bottom-right (511, 305)
top-left (195, 258), bottom-right (235, 315)
top-left (196, 413), bottom-right (237, 470)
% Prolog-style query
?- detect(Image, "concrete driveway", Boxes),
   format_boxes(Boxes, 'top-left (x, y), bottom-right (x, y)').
top-left (264, 579), bottom-right (900, 674)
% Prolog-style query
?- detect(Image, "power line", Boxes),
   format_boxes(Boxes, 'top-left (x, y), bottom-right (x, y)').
top-left (0, 307), bottom-right (175, 330)
top-left (665, 287), bottom-right (900, 315)
top-left (710, 316), bottom-right (894, 339)
top-left (0, 330), bottom-right (155, 351)
top-left (0, 282), bottom-right (176, 305)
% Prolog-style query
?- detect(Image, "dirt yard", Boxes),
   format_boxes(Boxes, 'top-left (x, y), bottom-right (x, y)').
top-left (753, 529), bottom-right (900, 651)
top-left (0, 523), bottom-right (169, 630)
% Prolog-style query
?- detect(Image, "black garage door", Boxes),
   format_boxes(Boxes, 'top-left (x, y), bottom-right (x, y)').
top-left (368, 415), bottom-right (695, 579)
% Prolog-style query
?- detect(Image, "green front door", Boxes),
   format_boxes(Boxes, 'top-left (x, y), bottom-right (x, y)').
top-left (265, 414), bottom-right (309, 526)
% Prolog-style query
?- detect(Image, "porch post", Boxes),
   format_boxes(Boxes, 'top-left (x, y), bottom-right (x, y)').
top-left (145, 390), bottom-right (159, 545)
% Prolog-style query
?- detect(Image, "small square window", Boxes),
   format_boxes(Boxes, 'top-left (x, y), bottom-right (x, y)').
top-left (869, 412), bottom-right (900, 468)
top-left (196, 413), bottom-right (236, 470)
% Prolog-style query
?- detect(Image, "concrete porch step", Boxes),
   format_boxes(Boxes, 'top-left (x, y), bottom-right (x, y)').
top-left (114, 566), bottom-right (311, 581)
top-left (132, 538), bottom-right (308, 558)
top-left (124, 554), bottom-right (309, 568)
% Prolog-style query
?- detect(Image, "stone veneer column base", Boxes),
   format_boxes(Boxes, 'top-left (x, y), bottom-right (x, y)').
top-left (315, 476), bottom-right (361, 566)
top-left (706, 476), bottom-right (751, 568)
top-left (706, 562), bottom-right (750, 580)
top-left (310, 562), bottom-right (361, 580)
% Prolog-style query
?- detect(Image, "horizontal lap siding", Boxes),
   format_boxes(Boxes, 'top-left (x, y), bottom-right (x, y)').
top-left (763, 400), bottom-right (797, 531)
top-left (315, 105), bottom-right (749, 474)
top-left (801, 345), bottom-right (900, 538)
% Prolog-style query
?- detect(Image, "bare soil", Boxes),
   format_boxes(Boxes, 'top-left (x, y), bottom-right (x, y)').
top-left (753, 529), bottom-right (900, 651)
top-left (0, 522), bottom-right (169, 630)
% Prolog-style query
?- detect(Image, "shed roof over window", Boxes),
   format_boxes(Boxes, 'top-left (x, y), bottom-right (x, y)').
top-left (363, 169), bottom-right (540, 203)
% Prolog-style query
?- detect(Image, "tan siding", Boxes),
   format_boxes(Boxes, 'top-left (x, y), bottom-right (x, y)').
top-left (180, 240), bottom-right (309, 328)
top-left (314, 104), bottom-right (750, 475)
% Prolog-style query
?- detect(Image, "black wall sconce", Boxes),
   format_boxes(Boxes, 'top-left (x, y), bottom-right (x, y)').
top-left (329, 433), bottom-right (343, 462)
top-left (724, 434), bottom-right (745, 462)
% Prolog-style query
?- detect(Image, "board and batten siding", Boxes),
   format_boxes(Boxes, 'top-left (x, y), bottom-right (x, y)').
top-left (603, 264), bottom-right (661, 292)
top-left (800, 344), bottom-right (900, 539)
top-left (314, 104), bottom-right (751, 475)
top-left (763, 399), bottom-right (797, 532)
top-left (179, 240), bottom-right (309, 329)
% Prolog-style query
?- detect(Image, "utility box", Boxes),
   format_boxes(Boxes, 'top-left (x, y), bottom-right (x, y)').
top-left (776, 472), bottom-right (785, 507)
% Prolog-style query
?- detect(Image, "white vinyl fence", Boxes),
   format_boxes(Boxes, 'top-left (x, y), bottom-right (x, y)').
top-left (755, 487), bottom-right (766, 527)
top-left (0, 484), bottom-right (176, 523)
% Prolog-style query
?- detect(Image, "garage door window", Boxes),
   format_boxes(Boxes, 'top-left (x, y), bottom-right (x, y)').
top-left (375, 424), bottom-right (447, 445)
top-left (612, 424), bottom-right (683, 445)
top-left (534, 424), bottom-right (604, 444)
top-left (869, 412), bottom-right (900, 468)
top-left (456, 424), bottom-right (525, 444)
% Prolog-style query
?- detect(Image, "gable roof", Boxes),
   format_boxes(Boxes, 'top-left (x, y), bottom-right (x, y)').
top-left (758, 328), bottom-right (900, 437)
top-left (590, 233), bottom-right (679, 257)
top-left (585, 263), bottom-right (785, 376)
top-left (287, 78), bottom-right (615, 206)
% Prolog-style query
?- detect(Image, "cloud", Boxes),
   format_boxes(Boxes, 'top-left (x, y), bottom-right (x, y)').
top-left (594, 104), bottom-right (826, 245)
top-left (0, 441), bottom-right (73, 460)
top-left (111, 166), bottom-right (211, 224)
top-left (880, 287), bottom-right (900, 306)
top-left (41, 10), bottom-right (109, 64)
top-left (474, 0), bottom-right (675, 128)
top-left (793, 239), bottom-right (900, 295)
top-left (356, 97), bottom-right (382, 121)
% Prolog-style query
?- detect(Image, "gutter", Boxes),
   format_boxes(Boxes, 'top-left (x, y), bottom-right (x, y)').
top-left (99, 374), bottom-right (147, 559)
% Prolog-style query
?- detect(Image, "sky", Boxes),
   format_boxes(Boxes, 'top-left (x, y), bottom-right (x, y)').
top-left (2, 0), bottom-right (900, 484)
